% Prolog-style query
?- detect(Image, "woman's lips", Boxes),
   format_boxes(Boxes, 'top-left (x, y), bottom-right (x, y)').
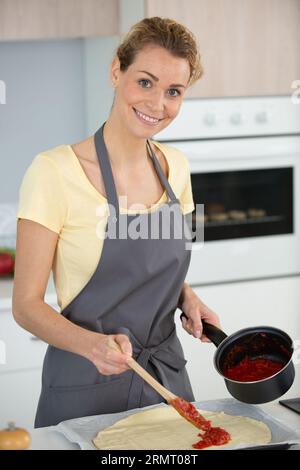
top-left (133, 107), bottom-right (164, 126)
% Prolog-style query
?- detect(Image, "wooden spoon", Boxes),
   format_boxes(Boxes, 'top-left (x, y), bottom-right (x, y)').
top-left (107, 337), bottom-right (210, 432)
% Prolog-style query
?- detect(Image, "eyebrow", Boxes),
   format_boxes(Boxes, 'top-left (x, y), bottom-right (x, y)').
top-left (137, 70), bottom-right (186, 88)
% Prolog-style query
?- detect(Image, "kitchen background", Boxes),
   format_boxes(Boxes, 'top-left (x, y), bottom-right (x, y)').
top-left (0, 0), bottom-right (300, 429)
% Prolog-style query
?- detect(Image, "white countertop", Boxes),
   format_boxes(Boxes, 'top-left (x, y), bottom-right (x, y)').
top-left (28, 401), bottom-right (300, 450)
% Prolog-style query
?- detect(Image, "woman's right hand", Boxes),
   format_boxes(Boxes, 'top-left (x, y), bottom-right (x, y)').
top-left (88, 333), bottom-right (133, 376)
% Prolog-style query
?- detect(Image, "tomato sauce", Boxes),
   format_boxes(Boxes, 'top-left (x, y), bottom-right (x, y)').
top-left (171, 397), bottom-right (211, 431)
top-left (171, 397), bottom-right (231, 449)
top-left (225, 356), bottom-right (283, 382)
top-left (193, 427), bottom-right (231, 449)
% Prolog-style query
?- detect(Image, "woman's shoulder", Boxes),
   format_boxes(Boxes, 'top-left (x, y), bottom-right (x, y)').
top-left (152, 140), bottom-right (190, 167)
top-left (31, 144), bottom-right (72, 170)
top-left (152, 140), bottom-right (190, 180)
top-left (24, 144), bottom-right (79, 189)
top-left (18, 145), bottom-right (70, 233)
top-left (21, 144), bottom-right (73, 192)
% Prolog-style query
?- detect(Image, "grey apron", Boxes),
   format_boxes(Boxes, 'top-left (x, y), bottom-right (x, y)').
top-left (35, 123), bottom-right (194, 428)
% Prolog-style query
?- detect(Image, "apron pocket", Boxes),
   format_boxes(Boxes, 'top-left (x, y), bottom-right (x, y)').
top-left (46, 377), bottom-right (130, 424)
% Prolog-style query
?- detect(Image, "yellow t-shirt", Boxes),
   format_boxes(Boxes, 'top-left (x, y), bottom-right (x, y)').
top-left (17, 141), bottom-right (195, 310)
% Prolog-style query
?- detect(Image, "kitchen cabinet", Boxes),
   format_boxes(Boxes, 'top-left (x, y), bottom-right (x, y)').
top-left (0, 304), bottom-right (57, 428)
top-left (176, 275), bottom-right (300, 402)
top-left (146, 0), bottom-right (300, 97)
top-left (0, 368), bottom-right (43, 429)
top-left (0, 0), bottom-right (119, 41)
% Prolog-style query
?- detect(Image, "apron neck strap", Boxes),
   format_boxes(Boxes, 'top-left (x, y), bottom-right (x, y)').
top-left (146, 140), bottom-right (178, 203)
top-left (94, 123), bottom-right (120, 215)
top-left (94, 123), bottom-right (179, 214)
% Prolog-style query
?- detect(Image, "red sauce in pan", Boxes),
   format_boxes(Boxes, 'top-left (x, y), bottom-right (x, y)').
top-left (225, 356), bottom-right (283, 382)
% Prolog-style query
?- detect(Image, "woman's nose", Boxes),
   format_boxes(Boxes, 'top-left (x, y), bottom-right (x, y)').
top-left (146, 89), bottom-right (165, 114)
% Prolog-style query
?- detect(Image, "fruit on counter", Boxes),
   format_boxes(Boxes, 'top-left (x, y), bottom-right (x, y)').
top-left (0, 422), bottom-right (31, 450)
top-left (0, 249), bottom-right (15, 277)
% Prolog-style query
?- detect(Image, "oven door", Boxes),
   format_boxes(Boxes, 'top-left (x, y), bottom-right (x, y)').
top-left (174, 136), bottom-right (300, 285)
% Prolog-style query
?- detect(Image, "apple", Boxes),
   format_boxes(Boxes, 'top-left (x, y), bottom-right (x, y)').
top-left (0, 251), bottom-right (15, 276)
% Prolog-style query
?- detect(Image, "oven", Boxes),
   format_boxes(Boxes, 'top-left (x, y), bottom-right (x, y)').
top-left (156, 96), bottom-right (300, 285)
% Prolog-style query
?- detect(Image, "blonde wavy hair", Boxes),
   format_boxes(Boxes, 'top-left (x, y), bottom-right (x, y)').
top-left (115, 17), bottom-right (204, 87)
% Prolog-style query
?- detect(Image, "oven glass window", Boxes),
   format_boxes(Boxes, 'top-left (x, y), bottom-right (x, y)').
top-left (190, 167), bottom-right (293, 242)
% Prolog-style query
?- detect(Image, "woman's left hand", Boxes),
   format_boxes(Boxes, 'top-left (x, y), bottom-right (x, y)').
top-left (179, 283), bottom-right (221, 342)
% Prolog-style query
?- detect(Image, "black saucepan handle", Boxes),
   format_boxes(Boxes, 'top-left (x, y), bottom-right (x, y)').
top-left (180, 312), bottom-right (227, 347)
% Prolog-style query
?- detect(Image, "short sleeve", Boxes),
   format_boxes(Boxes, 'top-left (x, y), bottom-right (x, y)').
top-left (180, 160), bottom-right (195, 215)
top-left (17, 154), bottom-right (68, 233)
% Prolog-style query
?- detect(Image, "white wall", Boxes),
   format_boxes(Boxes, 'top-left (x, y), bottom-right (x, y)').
top-left (83, 36), bottom-right (119, 136)
top-left (0, 39), bottom-right (86, 204)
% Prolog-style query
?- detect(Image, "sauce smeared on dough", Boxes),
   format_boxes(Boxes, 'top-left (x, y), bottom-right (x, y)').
top-left (171, 397), bottom-right (231, 448)
top-left (193, 426), bottom-right (231, 449)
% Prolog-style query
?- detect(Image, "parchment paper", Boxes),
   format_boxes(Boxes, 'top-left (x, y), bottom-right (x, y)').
top-left (56, 398), bottom-right (300, 450)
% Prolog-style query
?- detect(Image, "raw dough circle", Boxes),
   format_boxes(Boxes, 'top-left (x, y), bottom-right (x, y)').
top-left (93, 406), bottom-right (271, 450)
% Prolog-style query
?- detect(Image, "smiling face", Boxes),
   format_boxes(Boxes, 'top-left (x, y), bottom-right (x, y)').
top-left (110, 45), bottom-right (191, 139)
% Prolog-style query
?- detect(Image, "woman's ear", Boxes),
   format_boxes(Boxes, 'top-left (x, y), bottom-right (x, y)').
top-left (110, 56), bottom-right (121, 88)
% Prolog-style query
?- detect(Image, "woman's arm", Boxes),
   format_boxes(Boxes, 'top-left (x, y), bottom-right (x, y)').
top-left (178, 282), bottom-right (221, 342)
top-left (12, 219), bottom-right (132, 375)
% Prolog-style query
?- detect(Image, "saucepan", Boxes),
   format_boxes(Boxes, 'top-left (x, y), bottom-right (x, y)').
top-left (180, 312), bottom-right (295, 404)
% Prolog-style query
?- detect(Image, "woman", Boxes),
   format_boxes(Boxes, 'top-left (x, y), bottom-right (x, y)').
top-left (13, 17), bottom-right (220, 428)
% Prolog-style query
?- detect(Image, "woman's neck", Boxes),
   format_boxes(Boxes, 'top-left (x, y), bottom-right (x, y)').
top-left (103, 113), bottom-right (150, 169)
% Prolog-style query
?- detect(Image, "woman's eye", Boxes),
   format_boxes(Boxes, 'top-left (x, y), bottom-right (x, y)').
top-left (138, 80), bottom-right (180, 97)
top-left (168, 88), bottom-right (181, 97)
top-left (138, 79), bottom-right (151, 88)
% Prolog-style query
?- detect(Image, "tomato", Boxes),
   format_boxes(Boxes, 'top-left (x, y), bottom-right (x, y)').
top-left (0, 251), bottom-right (15, 276)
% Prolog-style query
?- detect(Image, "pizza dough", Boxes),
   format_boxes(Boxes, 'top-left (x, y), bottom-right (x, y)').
top-left (93, 406), bottom-right (271, 450)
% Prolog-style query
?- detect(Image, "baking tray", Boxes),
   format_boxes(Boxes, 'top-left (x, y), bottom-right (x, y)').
top-left (56, 398), bottom-right (300, 450)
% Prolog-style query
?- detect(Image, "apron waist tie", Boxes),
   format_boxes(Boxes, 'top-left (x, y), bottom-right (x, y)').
top-left (114, 326), bottom-right (187, 410)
